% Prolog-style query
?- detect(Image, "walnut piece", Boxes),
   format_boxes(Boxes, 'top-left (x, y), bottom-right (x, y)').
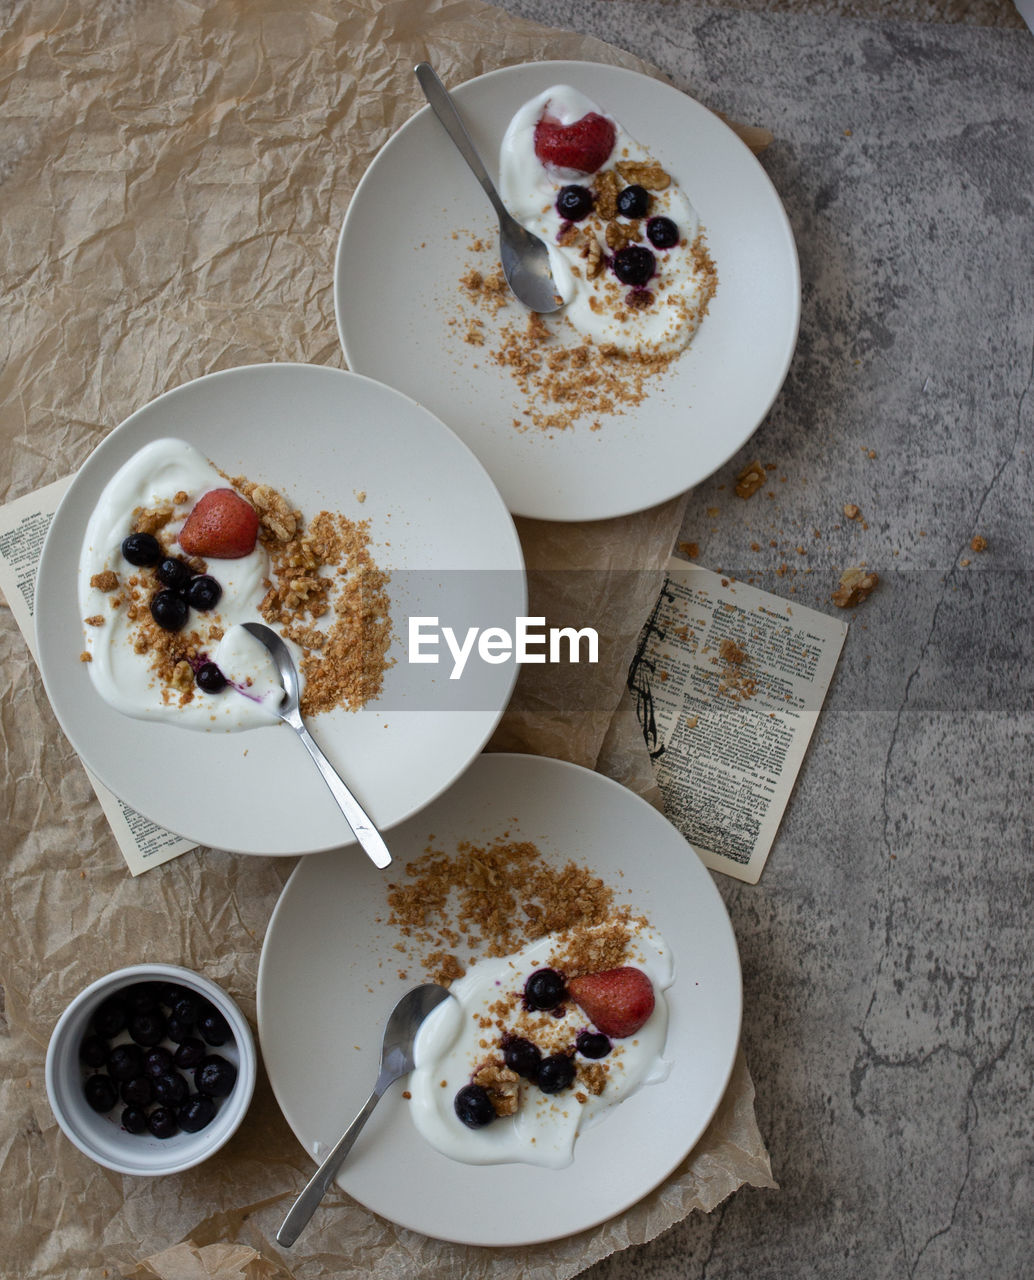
top-left (616, 160), bottom-right (671, 191)
top-left (735, 459), bottom-right (766, 499)
top-left (472, 1061), bottom-right (520, 1117)
top-left (831, 567), bottom-right (879, 608)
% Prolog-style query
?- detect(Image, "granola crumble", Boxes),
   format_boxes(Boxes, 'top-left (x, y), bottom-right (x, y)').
top-left (93, 475), bottom-right (391, 716)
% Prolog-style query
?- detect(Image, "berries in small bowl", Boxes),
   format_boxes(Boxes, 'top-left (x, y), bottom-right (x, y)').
top-left (45, 963), bottom-right (256, 1176)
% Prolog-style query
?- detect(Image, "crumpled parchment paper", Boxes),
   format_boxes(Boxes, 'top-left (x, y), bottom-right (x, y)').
top-left (0, 1), bottom-right (776, 1276)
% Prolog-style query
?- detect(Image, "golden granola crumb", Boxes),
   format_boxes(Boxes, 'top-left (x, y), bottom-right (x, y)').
top-left (832, 567), bottom-right (879, 607)
top-left (386, 837), bottom-right (645, 981)
top-left (79, 651), bottom-right (92, 663)
top-left (84, 615), bottom-right (105, 627)
top-left (678, 541), bottom-right (700, 559)
top-left (577, 1061), bottom-right (608, 1096)
top-left (970, 534), bottom-right (988, 553)
top-left (735, 460), bottom-right (766, 499)
top-left (843, 503), bottom-right (861, 521)
top-left (90, 571), bottom-right (119, 592)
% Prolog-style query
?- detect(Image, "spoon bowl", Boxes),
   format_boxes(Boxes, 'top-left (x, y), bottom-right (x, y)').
top-left (241, 621), bottom-right (391, 868)
top-left (415, 62), bottom-right (563, 314)
top-left (276, 982), bottom-right (453, 1247)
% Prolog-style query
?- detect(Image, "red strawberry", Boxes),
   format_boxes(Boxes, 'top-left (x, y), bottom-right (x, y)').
top-left (178, 488), bottom-right (259, 559)
top-left (566, 966), bottom-right (655, 1039)
top-left (533, 110), bottom-right (616, 174)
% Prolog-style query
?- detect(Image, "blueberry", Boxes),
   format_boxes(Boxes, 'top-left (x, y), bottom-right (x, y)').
top-left (121, 1106), bottom-right (148, 1134)
top-left (576, 1030), bottom-right (612, 1059)
top-left (158, 982), bottom-right (187, 1007)
top-left (503, 1036), bottom-right (541, 1081)
top-left (147, 1106), bottom-right (179, 1139)
top-left (156, 557), bottom-right (192, 592)
top-left (166, 1016), bottom-right (196, 1043)
top-left (173, 1037), bottom-right (206, 1069)
top-left (187, 575), bottom-right (222, 612)
top-left (128, 1009), bottom-right (167, 1047)
top-left (84, 1074), bottom-right (118, 1113)
top-left (92, 996), bottom-right (128, 1039)
top-left (121, 532), bottom-right (162, 567)
top-left (153, 1071), bottom-right (188, 1106)
top-left (198, 1007), bottom-right (232, 1047)
top-left (144, 1046), bottom-right (175, 1077)
top-left (79, 1034), bottom-right (108, 1069)
top-left (646, 215), bottom-right (679, 249)
top-left (106, 1042), bottom-right (145, 1083)
top-left (453, 1083), bottom-right (495, 1129)
top-left (536, 1053), bottom-right (576, 1094)
top-left (124, 982), bottom-right (161, 1015)
top-left (556, 184), bottom-right (594, 222)
top-left (524, 968), bottom-right (566, 1011)
top-left (195, 662), bottom-right (227, 694)
top-left (612, 245), bottom-right (655, 286)
top-left (150, 589), bottom-right (189, 632)
top-left (617, 184), bottom-right (649, 218)
top-left (195, 1055), bottom-right (237, 1098)
top-left (170, 995), bottom-right (198, 1026)
top-left (120, 1075), bottom-right (154, 1107)
top-left (177, 1095), bottom-right (217, 1134)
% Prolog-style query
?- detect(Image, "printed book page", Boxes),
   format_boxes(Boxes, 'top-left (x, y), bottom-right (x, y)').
top-left (629, 556), bottom-right (848, 883)
top-left (0, 477), bottom-right (196, 875)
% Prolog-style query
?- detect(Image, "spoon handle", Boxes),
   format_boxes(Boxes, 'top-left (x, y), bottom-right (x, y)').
top-left (276, 1072), bottom-right (392, 1247)
top-left (293, 720), bottom-right (392, 868)
top-left (415, 62), bottom-right (509, 222)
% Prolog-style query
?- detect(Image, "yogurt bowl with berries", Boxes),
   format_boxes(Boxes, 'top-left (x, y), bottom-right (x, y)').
top-left (78, 437), bottom-right (288, 731)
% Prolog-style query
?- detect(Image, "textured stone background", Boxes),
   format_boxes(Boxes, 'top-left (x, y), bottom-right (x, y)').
top-left (496, 3), bottom-right (1033, 1278)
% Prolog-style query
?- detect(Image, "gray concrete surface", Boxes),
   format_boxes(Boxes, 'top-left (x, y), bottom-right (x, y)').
top-left (497, 4), bottom-right (1033, 1278)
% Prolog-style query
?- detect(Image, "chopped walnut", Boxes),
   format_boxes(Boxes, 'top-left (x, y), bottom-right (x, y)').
top-left (579, 232), bottom-right (604, 279)
top-left (616, 160), bottom-right (671, 191)
top-left (831, 567), bottom-right (879, 607)
top-left (594, 169), bottom-right (620, 221)
top-left (735, 459), bottom-right (766, 499)
top-left (605, 218), bottom-right (640, 251)
top-left (472, 1061), bottom-right (521, 1117)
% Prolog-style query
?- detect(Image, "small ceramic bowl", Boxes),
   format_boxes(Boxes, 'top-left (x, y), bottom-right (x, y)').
top-left (45, 963), bottom-right (256, 1176)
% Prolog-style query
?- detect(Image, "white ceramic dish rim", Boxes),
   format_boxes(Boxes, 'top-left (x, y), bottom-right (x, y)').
top-left (256, 752), bottom-right (743, 1246)
top-left (335, 59), bottom-right (801, 522)
top-left (45, 963), bottom-right (257, 1177)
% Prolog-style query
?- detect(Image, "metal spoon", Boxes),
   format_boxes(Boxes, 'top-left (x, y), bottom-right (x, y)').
top-left (241, 621), bottom-right (391, 869)
top-left (414, 61), bottom-right (563, 314)
top-left (276, 982), bottom-right (453, 1248)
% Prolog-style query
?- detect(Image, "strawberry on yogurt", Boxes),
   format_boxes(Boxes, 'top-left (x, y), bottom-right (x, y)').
top-left (408, 924), bottom-right (673, 1168)
top-left (78, 438), bottom-right (291, 731)
top-left (499, 85), bottom-right (717, 355)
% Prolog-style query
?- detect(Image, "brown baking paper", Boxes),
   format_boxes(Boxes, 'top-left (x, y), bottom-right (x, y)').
top-left (0, 1), bottom-right (775, 1277)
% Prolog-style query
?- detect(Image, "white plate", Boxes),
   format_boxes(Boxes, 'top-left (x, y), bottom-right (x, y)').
top-left (336, 60), bottom-right (800, 522)
top-left (35, 364), bottom-right (525, 856)
top-left (257, 753), bottom-right (742, 1246)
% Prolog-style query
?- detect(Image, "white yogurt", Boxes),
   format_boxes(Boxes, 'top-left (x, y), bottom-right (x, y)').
top-left (78, 437), bottom-right (290, 731)
top-left (409, 926), bottom-right (673, 1168)
top-left (499, 85), bottom-right (713, 355)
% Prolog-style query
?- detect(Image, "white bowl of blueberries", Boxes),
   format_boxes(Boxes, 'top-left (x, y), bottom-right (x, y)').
top-left (45, 963), bottom-right (256, 1176)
